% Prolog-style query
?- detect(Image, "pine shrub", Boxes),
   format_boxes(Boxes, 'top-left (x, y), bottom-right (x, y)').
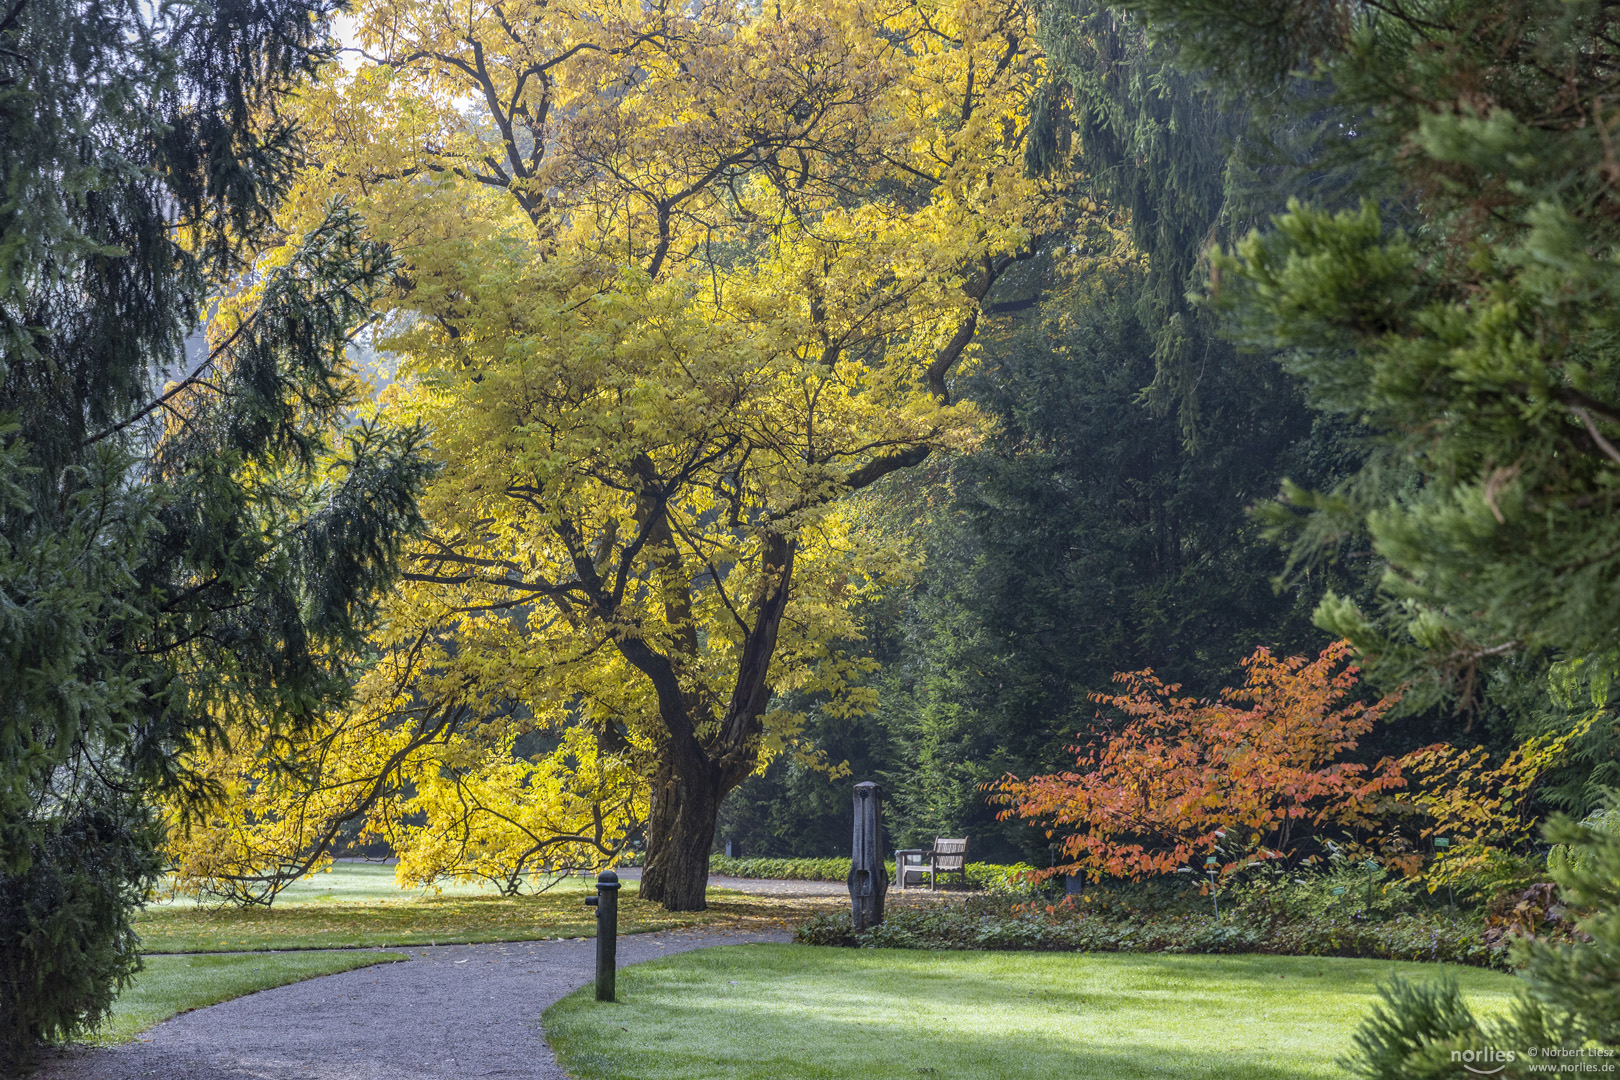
top-left (1345, 810), bottom-right (1620, 1077)
top-left (0, 796), bottom-right (161, 1063)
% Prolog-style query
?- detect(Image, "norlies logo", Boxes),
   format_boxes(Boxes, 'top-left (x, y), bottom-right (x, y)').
top-left (1454, 1048), bottom-right (1517, 1075)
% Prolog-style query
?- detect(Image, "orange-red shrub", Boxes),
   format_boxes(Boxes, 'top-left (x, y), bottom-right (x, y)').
top-left (992, 641), bottom-right (1409, 881)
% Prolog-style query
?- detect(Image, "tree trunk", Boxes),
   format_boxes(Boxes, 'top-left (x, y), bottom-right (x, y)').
top-left (619, 532), bottom-right (792, 911)
top-left (638, 763), bottom-right (721, 911)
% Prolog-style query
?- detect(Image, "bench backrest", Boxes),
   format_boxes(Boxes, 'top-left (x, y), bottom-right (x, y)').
top-left (933, 838), bottom-right (968, 870)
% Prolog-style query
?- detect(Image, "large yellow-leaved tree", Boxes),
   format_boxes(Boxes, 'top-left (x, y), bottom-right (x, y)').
top-left (173, 0), bottom-right (1058, 910)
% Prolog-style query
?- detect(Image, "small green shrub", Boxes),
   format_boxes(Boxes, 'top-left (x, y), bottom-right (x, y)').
top-left (965, 862), bottom-right (1042, 892)
top-left (0, 795), bottom-right (162, 1064)
top-left (709, 856), bottom-right (853, 882)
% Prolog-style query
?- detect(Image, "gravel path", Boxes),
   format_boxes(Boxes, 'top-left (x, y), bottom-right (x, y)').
top-left (35, 926), bottom-right (789, 1080)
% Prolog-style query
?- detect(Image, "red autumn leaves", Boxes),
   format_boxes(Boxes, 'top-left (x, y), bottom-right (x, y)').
top-left (993, 641), bottom-right (1417, 881)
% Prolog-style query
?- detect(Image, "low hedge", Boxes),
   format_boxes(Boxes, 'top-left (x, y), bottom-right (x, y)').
top-left (794, 905), bottom-right (1507, 969)
top-left (708, 855), bottom-right (1036, 891)
top-left (709, 856), bottom-right (853, 882)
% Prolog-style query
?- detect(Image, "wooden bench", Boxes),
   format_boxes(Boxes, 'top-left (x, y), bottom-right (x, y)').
top-left (894, 838), bottom-right (969, 890)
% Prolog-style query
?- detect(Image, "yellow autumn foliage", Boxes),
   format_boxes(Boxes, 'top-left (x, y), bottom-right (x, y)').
top-left (1400, 717), bottom-right (1596, 893)
top-left (166, 0), bottom-right (1091, 906)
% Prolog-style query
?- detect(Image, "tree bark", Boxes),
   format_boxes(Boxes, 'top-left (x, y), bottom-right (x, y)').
top-left (631, 536), bottom-right (796, 911)
top-left (638, 760), bottom-right (722, 910)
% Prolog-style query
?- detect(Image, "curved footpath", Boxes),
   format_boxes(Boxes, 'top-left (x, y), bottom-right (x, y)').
top-left (37, 925), bottom-right (791, 1080)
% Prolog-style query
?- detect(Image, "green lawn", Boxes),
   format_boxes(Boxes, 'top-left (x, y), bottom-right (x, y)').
top-left (138, 864), bottom-right (828, 952)
top-left (82, 951), bottom-right (402, 1044)
top-left (154, 862), bottom-right (583, 906)
top-left (544, 945), bottom-right (1520, 1080)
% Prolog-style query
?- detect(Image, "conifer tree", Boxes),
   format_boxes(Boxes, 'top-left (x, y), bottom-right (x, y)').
top-left (1031, 0), bottom-right (1247, 439)
top-left (0, 0), bottom-right (428, 1053)
top-left (1100, 0), bottom-right (1620, 1068)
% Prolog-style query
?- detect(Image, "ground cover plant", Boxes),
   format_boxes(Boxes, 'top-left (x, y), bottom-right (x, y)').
top-left (139, 865), bottom-right (829, 952)
top-left (543, 944), bottom-right (1518, 1080)
top-left (796, 900), bottom-right (1502, 969)
top-left (791, 850), bottom-right (1583, 970)
top-left (78, 951), bottom-right (401, 1045)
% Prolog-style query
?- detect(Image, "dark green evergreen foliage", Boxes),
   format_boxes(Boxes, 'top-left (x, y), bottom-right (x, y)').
top-left (2, 0), bottom-right (335, 475)
top-left (1527, 814), bottom-right (1620, 1048)
top-left (1120, 0), bottom-right (1620, 700)
top-left (960, 282), bottom-right (1326, 692)
top-left (1029, 0), bottom-right (1241, 439)
top-left (0, 0), bottom-right (429, 1054)
top-left (0, 794), bottom-right (160, 1060)
top-left (1345, 812), bottom-right (1620, 1077)
top-left (848, 8), bottom-right (1358, 859)
top-left (714, 705), bottom-right (889, 857)
top-left (867, 277), bottom-right (1335, 859)
top-left (1089, 0), bottom-right (1620, 1068)
top-left (1344, 977), bottom-right (1482, 1079)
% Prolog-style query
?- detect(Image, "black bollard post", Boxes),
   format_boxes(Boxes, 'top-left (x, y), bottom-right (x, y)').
top-left (847, 781), bottom-right (887, 933)
top-left (583, 870), bottom-right (620, 1001)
